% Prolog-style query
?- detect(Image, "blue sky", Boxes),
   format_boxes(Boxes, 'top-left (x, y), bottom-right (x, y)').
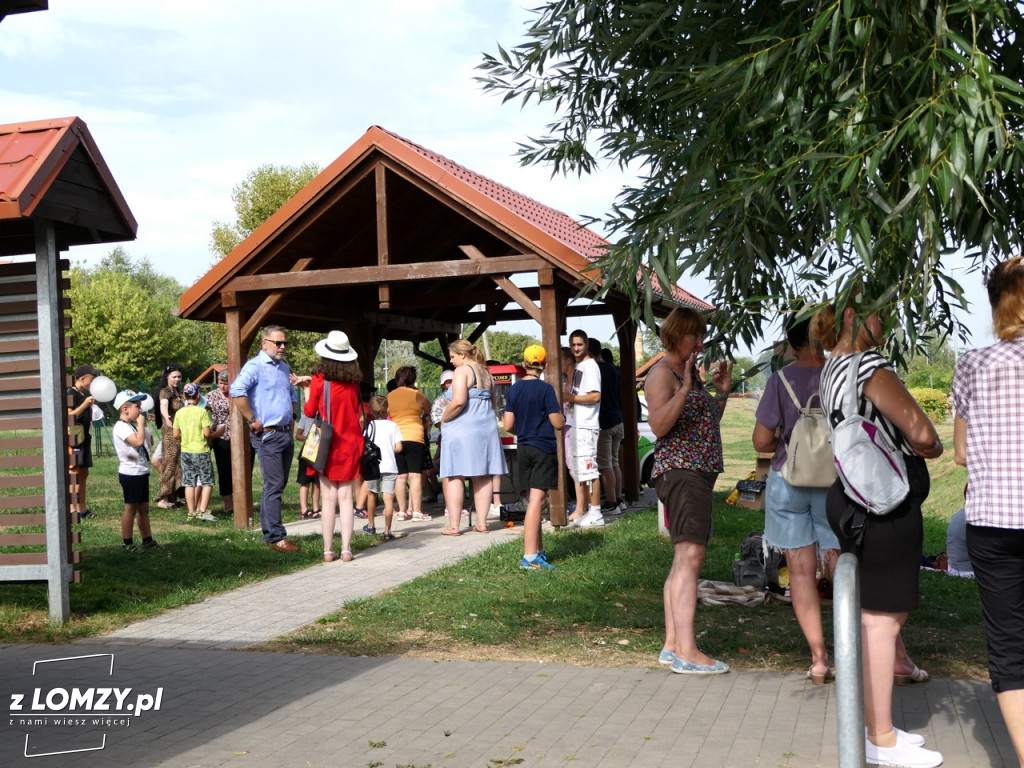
top-left (0, 1), bottom-right (996, 354)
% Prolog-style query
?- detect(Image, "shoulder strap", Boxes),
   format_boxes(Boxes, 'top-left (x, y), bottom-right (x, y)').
top-left (777, 369), bottom-right (802, 410)
top-left (842, 352), bottom-right (864, 418)
top-left (321, 378), bottom-right (331, 418)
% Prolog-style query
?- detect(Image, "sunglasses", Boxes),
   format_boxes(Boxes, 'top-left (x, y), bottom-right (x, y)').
top-left (264, 339), bottom-right (287, 347)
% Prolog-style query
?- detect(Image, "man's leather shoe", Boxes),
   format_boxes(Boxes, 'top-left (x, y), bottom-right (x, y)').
top-left (267, 539), bottom-right (300, 553)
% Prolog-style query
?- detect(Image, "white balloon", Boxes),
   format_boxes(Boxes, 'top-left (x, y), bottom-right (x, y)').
top-left (140, 394), bottom-right (155, 412)
top-left (89, 375), bottom-right (117, 403)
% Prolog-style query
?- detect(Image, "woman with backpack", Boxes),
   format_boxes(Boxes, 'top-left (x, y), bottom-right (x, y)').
top-left (812, 301), bottom-right (944, 768)
top-left (752, 316), bottom-right (839, 687)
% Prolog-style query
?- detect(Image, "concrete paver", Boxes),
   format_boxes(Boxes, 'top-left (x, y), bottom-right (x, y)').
top-left (0, 498), bottom-right (1015, 766)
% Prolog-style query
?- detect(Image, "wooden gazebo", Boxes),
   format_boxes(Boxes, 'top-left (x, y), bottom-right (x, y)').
top-left (178, 126), bottom-right (710, 527)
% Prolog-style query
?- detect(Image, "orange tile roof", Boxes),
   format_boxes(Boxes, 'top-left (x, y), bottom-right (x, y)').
top-left (375, 127), bottom-right (708, 309)
top-left (0, 116), bottom-right (136, 255)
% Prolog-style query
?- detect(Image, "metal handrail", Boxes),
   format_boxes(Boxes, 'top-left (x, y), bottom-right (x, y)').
top-left (833, 552), bottom-right (864, 767)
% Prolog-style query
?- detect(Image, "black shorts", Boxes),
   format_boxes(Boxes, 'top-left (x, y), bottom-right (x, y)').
top-left (826, 455), bottom-right (927, 612)
top-left (395, 441), bottom-right (426, 473)
top-left (654, 468), bottom-right (717, 545)
top-left (73, 435), bottom-right (94, 469)
top-left (516, 444), bottom-right (558, 493)
top-left (968, 524), bottom-right (1024, 693)
top-left (118, 473), bottom-right (150, 505)
top-left (296, 455), bottom-right (318, 485)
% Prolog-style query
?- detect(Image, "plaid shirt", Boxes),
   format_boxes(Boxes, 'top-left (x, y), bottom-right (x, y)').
top-left (952, 338), bottom-right (1024, 529)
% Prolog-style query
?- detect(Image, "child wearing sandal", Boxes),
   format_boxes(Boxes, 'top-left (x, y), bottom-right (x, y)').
top-left (295, 413), bottom-right (321, 519)
top-left (173, 383), bottom-right (217, 522)
top-left (362, 396), bottom-right (403, 541)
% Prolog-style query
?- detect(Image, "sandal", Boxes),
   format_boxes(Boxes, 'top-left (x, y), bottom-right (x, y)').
top-left (382, 532), bottom-right (396, 542)
top-left (441, 529), bottom-right (462, 536)
top-left (323, 551), bottom-right (337, 562)
top-left (411, 512), bottom-right (431, 521)
top-left (473, 526), bottom-right (489, 533)
top-left (362, 524), bottom-right (376, 535)
top-left (807, 665), bottom-right (832, 685)
top-left (341, 550), bottom-right (353, 562)
top-left (894, 665), bottom-right (929, 685)
top-left (300, 510), bottom-right (313, 519)
top-left (311, 509), bottom-right (321, 519)
top-left (396, 511), bottom-right (412, 521)
top-left (354, 508), bottom-right (368, 519)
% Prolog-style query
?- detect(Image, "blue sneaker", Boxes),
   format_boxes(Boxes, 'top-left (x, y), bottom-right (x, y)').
top-left (658, 649), bottom-right (676, 665)
top-left (520, 553), bottom-right (555, 570)
top-left (670, 657), bottom-right (729, 675)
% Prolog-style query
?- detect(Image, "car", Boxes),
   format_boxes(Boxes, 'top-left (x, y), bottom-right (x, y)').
top-left (637, 395), bottom-right (657, 487)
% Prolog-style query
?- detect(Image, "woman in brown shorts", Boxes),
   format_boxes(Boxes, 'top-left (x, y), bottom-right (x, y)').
top-left (646, 307), bottom-right (732, 676)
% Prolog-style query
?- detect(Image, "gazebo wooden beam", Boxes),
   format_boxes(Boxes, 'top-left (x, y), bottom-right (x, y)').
top-left (239, 258), bottom-right (315, 343)
top-left (459, 245), bottom-right (542, 324)
top-left (224, 254), bottom-right (547, 292)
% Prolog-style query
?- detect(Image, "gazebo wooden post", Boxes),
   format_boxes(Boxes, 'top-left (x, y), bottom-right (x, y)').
top-left (539, 270), bottom-right (567, 526)
top-left (614, 308), bottom-right (640, 503)
top-left (223, 294), bottom-right (254, 530)
top-left (36, 219), bottom-right (72, 622)
top-left (350, 325), bottom-right (379, 388)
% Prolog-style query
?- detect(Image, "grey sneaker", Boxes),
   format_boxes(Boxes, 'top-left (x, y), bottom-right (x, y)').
top-left (198, 511), bottom-right (218, 522)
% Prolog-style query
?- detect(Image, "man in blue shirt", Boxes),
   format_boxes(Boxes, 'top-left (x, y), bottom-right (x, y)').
top-left (230, 325), bottom-right (300, 552)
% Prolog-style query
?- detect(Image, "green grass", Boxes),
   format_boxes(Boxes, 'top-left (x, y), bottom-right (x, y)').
top-left (0, 439), bottom-right (371, 642)
top-left (263, 401), bottom-right (985, 678)
top-left (2, 403), bottom-right (987, 681)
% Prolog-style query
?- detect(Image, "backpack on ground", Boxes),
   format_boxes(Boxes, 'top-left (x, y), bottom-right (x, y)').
top-left (830, 352), bottom-right (909, 515)
top-left (732, 531), bottom-right (784, 591)
top-left (361, 421), bottom-right (382, 481)
top-left (777, 370), bottom-right (836, 488)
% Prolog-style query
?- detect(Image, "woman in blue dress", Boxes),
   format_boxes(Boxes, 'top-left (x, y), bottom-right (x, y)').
top-left (440, 339), bottom-right (507, 535)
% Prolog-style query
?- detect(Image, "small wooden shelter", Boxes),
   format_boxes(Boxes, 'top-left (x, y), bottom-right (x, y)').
top-left (0, 116), bottom-right (137, 621)
top-left (178, 126), bottom-right (710, 527)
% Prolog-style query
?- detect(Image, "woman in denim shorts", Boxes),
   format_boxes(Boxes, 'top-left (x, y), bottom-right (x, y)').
top-left (752, 316), bottom-right (839, 685)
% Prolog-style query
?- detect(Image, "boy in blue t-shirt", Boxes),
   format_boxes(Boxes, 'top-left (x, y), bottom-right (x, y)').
top-left (503, 345), bottom-right (564, 569)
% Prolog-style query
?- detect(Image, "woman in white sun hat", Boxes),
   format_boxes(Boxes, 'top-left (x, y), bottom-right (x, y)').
top-left (294, 331), bottom-right (364, 563)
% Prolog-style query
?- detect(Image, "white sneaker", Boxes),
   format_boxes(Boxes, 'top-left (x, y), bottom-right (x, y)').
top-left (866, 728), bottom-right (925, 748)
top-left (198, 511), bottom-right (218, 522)
top-left (618, 499), bottom-right (627, 512)
top-left (488, 505), bottom-right (501, 519)
top-left (577, 510), bottom-right (605, 528)
top-left (865, 733), bottom-right (942, 767)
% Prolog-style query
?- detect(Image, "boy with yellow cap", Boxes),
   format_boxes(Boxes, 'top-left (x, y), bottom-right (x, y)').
top-left (502, 345), bottom-right (564, 569)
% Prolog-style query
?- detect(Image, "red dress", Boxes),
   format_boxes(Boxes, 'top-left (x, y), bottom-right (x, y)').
top-left (302, 374), bottom-right (361, 482)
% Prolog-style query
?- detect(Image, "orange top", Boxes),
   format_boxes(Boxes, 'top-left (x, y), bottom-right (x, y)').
top-left (388, 387), bottom-right (426, 444)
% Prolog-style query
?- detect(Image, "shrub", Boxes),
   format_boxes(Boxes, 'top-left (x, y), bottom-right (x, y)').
top-left (909, 387), bottom-right (948, 422)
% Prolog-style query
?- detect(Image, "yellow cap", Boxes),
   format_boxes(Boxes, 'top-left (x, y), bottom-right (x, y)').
top-left (523, 345), bottom-right (546, 366)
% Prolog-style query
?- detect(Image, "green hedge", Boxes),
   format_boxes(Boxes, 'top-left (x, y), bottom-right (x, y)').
top-left (909, 387), bottom-right (948, 422)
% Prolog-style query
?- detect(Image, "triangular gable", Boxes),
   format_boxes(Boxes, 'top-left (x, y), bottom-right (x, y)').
top-left (180, 125), bottom-right (708, 318)
top-left (0, 116), bottom-right (136, 257)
